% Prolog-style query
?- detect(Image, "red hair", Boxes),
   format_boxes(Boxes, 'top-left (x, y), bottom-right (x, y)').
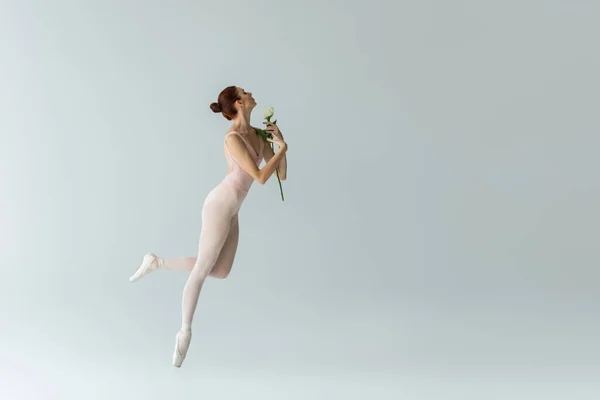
top-left (209, 86), bottom-right (240, 120)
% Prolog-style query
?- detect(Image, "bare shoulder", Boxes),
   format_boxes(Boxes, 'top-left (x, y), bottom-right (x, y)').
top-left (225, 133), bottom-right (250, 158)
top-left (225, 132), bottom-right (243, 146)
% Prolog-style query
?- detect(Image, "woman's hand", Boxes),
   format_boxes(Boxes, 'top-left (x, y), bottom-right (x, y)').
top-left (266, 135), bottom-right (287, 150)
top-left (264, 122), bottom-right (287, 149)
top-left (263, 121), bottom-right (283, 140)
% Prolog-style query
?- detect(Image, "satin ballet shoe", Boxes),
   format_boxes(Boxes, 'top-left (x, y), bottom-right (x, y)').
top-left (129, 253), bottom-right (158, 282)
top-left (173, 329), bottom-right (192, 367)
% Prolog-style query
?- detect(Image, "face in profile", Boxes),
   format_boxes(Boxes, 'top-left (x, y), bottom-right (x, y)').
top-left (237, 87), bottom-right (256, 111)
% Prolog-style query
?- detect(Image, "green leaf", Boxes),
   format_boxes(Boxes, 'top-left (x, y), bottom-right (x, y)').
top-left (255, 128), bottom-right (272, 140)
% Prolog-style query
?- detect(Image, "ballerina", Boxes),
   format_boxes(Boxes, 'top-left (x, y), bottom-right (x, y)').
top-left (129, 85), bottom-right (288, 367)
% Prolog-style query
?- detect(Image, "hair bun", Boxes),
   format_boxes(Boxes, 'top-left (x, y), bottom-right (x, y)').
top-left (210, 102), bottom-right (222, 113)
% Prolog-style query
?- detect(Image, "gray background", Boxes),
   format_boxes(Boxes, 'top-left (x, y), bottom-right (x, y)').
top-left (1, 0), bottom-right (599, 399)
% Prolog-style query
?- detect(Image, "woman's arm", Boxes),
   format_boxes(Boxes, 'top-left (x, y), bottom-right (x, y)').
top-left (262, 140), bottom-right (287, 180)
top-left (226, 134), bottom-right (287, 185)
top-left (261, 122), bottom-right (287, 180)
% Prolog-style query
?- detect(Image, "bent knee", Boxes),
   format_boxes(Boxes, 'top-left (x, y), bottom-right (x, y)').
top-left (190, 265), bottom-right (211, 281)
top-left (210, 269), bottom-right (231, 279)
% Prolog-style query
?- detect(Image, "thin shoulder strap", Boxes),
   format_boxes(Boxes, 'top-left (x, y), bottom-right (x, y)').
top-left (224, 132), bottom-right (242, 166)
top-left (225, 131), bottom-right (261, 158)
top-left (225, 131), bottom-right (252, 150)
top-left (224, 131), bottom-right (240, 142)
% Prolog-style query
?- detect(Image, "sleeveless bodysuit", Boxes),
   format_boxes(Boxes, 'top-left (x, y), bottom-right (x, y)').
top-left (223, 131), bottom-right (265, 194)
top-left (130, 131), bottom-right (267, 366)
top-left (178, 132), bottom-right (264, 329)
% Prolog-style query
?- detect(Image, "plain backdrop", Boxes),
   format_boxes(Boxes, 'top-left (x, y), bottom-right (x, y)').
top-left (1, 0), bottom-right (599, 399)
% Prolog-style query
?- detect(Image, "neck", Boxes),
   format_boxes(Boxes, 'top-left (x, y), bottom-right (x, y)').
top-left (231, 110), bottom-right (253, 133)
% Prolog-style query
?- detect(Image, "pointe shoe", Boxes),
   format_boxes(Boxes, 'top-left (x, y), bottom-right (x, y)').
top-left (172, 329), bottom-right (192, 368)
top-left (129, 253), bottom-right (158, 282)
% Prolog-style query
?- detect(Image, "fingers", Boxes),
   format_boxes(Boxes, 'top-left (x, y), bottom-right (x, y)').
top-left (263, 121), bottom-right (279, 129)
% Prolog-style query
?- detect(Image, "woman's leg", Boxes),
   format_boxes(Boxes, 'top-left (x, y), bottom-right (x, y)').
top-left (180, 210), bottom-right (232, 331)
top-left (173, 198), bottom-right (236, 367)
top-left (156, 213), bottom-right (239, 279)
top-left (208, 213), bottom-right (239, 279)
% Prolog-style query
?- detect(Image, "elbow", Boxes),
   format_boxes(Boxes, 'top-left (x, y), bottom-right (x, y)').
top-left (253, 171), bottom-right (265, 185)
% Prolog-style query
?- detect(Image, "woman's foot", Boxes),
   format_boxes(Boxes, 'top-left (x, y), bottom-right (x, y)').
top-left (129, 253), bottom-right (159, 282)
top-left (172, 328), bottom-right (192, 367)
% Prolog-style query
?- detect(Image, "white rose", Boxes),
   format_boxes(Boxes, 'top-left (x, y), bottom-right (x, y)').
top-left (263, 106), bottom-right (275, 120)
